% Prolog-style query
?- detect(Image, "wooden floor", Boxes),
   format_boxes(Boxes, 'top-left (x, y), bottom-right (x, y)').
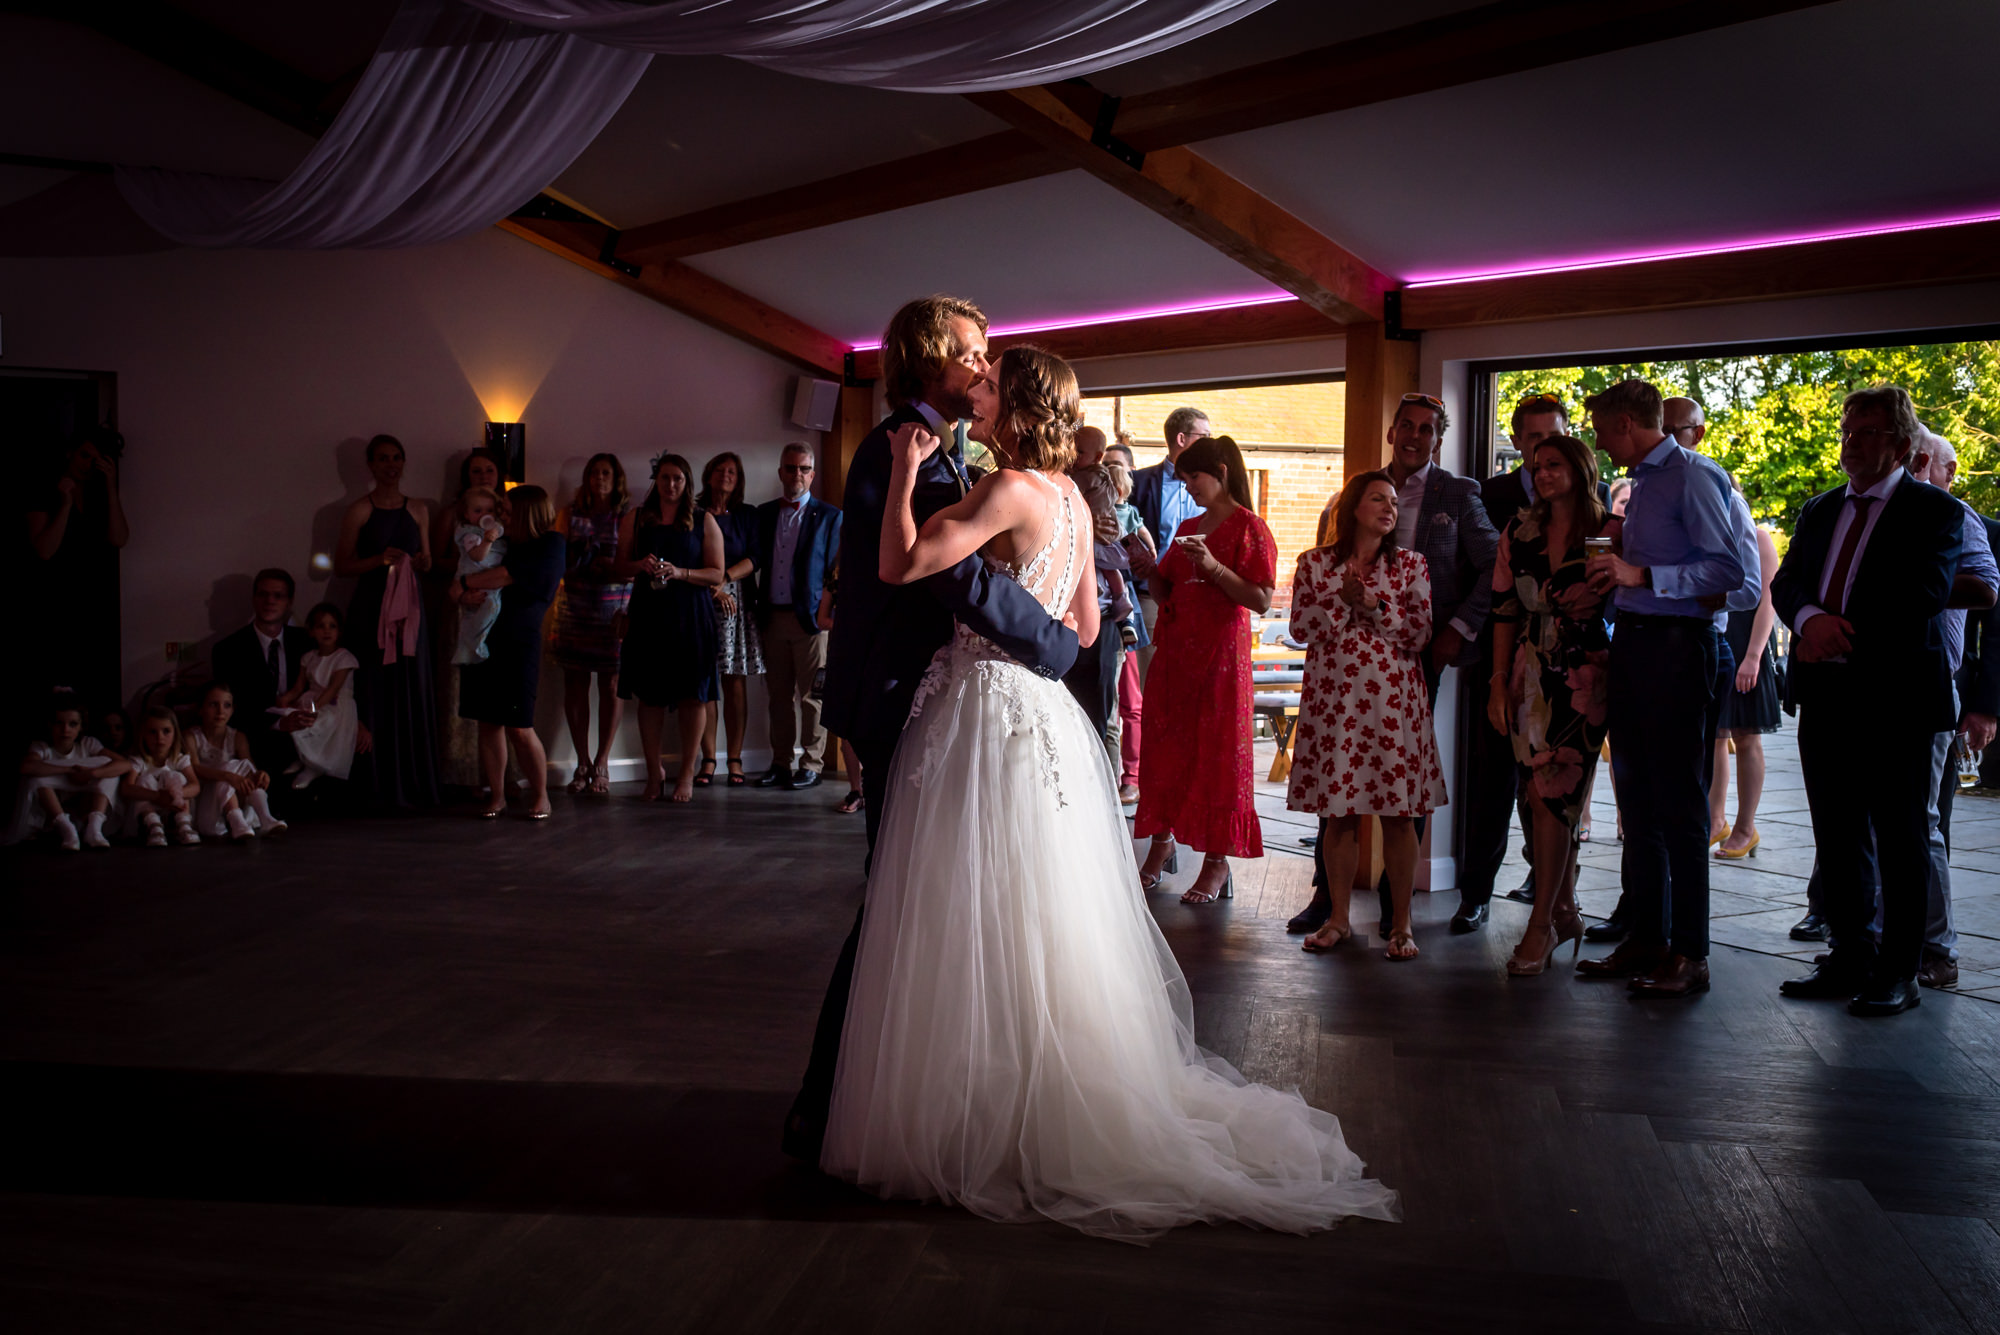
top-left (5, 777), bottom-right (2000, 1333)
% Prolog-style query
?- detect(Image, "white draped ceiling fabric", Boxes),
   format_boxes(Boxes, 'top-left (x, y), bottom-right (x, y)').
top-left (118, 0), bottom-right (1274, 250)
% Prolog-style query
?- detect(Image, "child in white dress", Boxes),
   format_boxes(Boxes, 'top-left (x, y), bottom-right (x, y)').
top-left (276, 603), bottom-right (362, 786)
top-left (119, 706), bottom-right (202, 846)
top-left (451, 485), bottom-right (507, 664)
top-left (187, 682), bottom-right (285, 840)
top-left (10, 694), bottom-right (129, 850)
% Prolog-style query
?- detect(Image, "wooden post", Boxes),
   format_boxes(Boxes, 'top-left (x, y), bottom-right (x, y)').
top-left (1341, 322), bottom-right (1420, 889)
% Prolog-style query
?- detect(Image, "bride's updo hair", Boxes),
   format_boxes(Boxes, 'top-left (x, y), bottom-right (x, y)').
top-left (995, 346), bottom-right (1083, 473)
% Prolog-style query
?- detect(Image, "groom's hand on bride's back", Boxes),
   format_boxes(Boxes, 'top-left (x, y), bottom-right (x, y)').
top-left (889, 422), bottom-right (942, 470)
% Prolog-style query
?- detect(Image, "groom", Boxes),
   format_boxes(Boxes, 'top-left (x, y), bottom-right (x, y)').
top-left (782, 295), bottom-right (1081, 1162)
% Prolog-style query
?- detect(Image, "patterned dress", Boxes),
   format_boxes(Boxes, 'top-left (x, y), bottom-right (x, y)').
top-left (1133, 505), bottom-right (1277, 858)
top-left (1285, 547), bottom-right (1446, 819)
top-left (550, 505), bottom-right (631, 673)
top-left (1491, 513), bottom-right (1612, 827)
top-left (709, 505), bottom-right (765, 677)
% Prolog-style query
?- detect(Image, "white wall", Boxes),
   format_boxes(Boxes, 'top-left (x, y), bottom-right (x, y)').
top-left (1, 227), bottom-right (823, 772)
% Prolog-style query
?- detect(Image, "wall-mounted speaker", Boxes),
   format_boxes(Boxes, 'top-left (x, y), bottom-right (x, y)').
top-left (790, 377), bottom-right (840, 432)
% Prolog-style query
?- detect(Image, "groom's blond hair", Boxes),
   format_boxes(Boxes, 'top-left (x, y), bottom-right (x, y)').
top-left (881, 295), bottom-right (987, 408)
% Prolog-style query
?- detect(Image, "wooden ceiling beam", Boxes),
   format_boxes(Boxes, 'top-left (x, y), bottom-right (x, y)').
top-left (966, 86), bottom-right (1392, 324)
top-left (1396, 218), bottom-right (2000, 330)
top-left (1111, 0), bottom-right (1838, 152)
top-left (616, 131), bottom-right (1064, 264)
top-left (499, 216), bottom-right (849, 375)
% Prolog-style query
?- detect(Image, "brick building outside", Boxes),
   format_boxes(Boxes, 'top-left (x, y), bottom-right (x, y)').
top-left (1082, 379), bottom-right (1345, 599)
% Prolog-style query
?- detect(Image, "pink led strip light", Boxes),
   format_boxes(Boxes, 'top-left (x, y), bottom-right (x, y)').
top-left (847, 291), bottom-right (1296, 350)
top-left (1403, 208), bottom-right (2000, 288)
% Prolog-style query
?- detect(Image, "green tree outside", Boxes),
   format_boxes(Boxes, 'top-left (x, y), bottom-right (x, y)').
top-left (1495, 341), bottom-right (2000, 527)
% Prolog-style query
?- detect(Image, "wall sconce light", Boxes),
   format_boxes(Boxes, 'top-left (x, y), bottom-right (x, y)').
top-left (485, 422), bottom-right (525, 484)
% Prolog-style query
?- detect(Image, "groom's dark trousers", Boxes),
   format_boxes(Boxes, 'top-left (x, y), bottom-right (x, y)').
top-left (784, 406), bottom-right (1079, 1161)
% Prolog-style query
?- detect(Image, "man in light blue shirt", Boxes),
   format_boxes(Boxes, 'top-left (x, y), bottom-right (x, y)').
top-left (1577, 379), bottom-right (1749, 1000)
top-left (1128, 406), bottom-right (1209, 684)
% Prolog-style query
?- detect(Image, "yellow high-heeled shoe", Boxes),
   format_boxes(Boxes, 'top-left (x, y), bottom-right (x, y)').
top-left (1715, 828), bottom-right (1761, 859)
top-left (1709, 826), bottom-right (1730, 848)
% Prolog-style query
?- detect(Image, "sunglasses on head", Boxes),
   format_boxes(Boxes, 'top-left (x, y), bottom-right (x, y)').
top-left (1515, 393), bottom-right (1564, 412)
top-left (1400, 392), bottom-right (1445, 410)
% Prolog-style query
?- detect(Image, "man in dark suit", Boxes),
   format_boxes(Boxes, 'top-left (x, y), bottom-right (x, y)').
top-left (1459, 393), bottom-right (1597, 929)
top-left (1772, 385), bottom-right (1967, 1017)
top-left (787, 295), bottom-right (1080, 1161)
top-left (1287, 392), bottom-right (1500, 936)
top-left (753, 443), bottom-right (842, 790)
top-left (210, 568), bottom-right (314, 783)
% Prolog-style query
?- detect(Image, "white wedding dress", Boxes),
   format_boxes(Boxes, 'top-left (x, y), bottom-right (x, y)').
top-left (823, 471), bottom-right (1400, 1243)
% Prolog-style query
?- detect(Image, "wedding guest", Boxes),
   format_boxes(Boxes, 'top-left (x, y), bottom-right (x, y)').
top-left (1589, 476), bottom-right (1640, 943)
top-left (9, 692), bottom-right (126, 850)
top-left (1580, 380), bottom-right (1757, 999)
top-left (433, 447), bottom-right (509, 791)
top-left (1290, 471), bottom-right (1446, 961)
top-left (1487, 436), bottom-right (1618, 975)
top-left (1129, 407), bottom-right (1210, 683)
top-left (447, 487), bottom-right (507, 664)
top-left (1061, 464), bottom-right (1130, 749)
top-left (187, 683), bottom-right (283, 840)
top-left (618, 455), bottom-right (726, 802)
top-left (210, 568), bottom-right (314, 780)
top-left (1709, 476), bottom-right (1783, 860)
top-left (1072, 424), bottom-right (1108, 470)
top-left (276, 603), bottom-right (364, 789)
top-left (698, 452), bottom-right (762, 788)
top-left (454, 485), bottom-right (567, 820)
top-left (1107, 456), bottom-right (1149, 804)
top-left (754, 444), bottom-right (841, 791)
top-left (1133, 434), bottom-right (1277, 904)
top-left (551, 453), bottom-right (631, 796)
top-left (334, 433), bottom-right (438, 810)
top-left (27, 428), bottom-right (131, 706)
top-left (120, 706), bottom-right (201, 846)
top-left (816, 565), bottom-right (865, 815)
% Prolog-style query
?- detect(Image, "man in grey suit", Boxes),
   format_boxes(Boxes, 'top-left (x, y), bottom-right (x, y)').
top-left (1289, 392), bottom-right (1500, 935)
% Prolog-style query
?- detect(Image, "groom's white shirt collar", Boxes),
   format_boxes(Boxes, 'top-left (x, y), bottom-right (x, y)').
top-left (912, 401), bottom-right (948, 437)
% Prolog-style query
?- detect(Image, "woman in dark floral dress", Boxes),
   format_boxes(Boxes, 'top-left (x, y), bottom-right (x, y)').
top-left (1487, 434), bottom-right (1621, 977)
top-left (552, 453), bottom-right (631, 796)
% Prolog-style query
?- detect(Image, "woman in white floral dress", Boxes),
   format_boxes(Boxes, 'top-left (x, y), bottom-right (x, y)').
top-left (1287, 470), bottom-right (1447, 961)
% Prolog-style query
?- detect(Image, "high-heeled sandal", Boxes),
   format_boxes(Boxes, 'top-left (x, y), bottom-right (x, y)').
top-left (694, 757), bottom-right (715, 788)
top-left (566, 763), bottom-right (591, 794)
top-left (1181, 858), bottom-right (1233, 905)
top-left (726, 759), bottom-right (746, 787)
top-left (589, 766), bottom-right (611, 797)
top-left (1139, 836), bottom-right (1179, 891)
top-left (1507, 922), bottom-right (1560, 976)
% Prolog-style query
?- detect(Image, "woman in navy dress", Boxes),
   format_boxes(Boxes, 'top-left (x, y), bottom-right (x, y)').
top-left (696, 451), bottom-right (763, 787)
top-left (455, 485), bottom-right (567, 819)
top-left (334, 433), bottom-right (439, 810)
top-left (617, 454), bottom-right (726, 802)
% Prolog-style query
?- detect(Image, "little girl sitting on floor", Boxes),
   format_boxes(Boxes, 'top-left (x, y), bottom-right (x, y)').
top-left (10, 692), bottom-right (129, 850)
top-left (120, 706), bottom-right (202, 846)
top-left (451, 485), bottom-right (507, 664)
top-left (188, 682), bottom-right (286, 840)
top-left (276, 602), bottom-right (363, 786)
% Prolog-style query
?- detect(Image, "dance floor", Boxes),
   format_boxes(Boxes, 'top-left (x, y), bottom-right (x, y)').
top-left (5, 750), bottom-right (2000, 1332)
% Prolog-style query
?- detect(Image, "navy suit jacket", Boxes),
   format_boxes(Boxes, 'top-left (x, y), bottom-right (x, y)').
top-left (1409, 466), bottom-right (1499, 667)
top-left (754, 494), bottom-right (841, 635)
top-left (822, 405), bottom-right (1080, 742)
top-left (1772, 472), bottom-right (1964, 732)
top-left (211, 620), bottom-right (315, 770)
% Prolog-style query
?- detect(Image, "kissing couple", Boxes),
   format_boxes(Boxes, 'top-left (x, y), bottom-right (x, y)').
top-left (783, 295), bottom-right (1398, 1242)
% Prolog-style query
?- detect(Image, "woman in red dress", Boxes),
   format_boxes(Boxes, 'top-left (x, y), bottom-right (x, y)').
top-left (1133, 436), bottom-right (1278, 905)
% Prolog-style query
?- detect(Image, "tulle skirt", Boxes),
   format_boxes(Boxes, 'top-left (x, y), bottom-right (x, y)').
top-left (823, 633), bottom-right (1400, 1243)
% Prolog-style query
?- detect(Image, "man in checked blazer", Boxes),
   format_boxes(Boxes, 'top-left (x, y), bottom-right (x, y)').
top-left (1290, 392), bottom-right (1500, 936)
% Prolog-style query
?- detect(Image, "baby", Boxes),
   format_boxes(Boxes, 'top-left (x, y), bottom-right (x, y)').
top-left (451, 486), bottom-right (507, 664)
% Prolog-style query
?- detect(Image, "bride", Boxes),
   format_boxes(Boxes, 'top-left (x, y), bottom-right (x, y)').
top-left (821, 345), bottom-right (1399, 1242)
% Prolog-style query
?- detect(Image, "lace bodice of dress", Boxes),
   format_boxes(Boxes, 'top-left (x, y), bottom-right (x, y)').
top-left (989, 470), bottom-right (1081, 618)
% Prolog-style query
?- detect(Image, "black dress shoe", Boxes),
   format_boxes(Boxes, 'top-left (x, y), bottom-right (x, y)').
top-left (1848, 977), bottom-right (1921, 1017)
top-left (756, 766), bottom-right (792, 788)
top-left (1789, 912), bottom-right (1830, 942)
top-left (1449, 902), bottom-right (1489, 934)
top-left (1287, 891), bottom-right (1332, 934)
top-left (787, 768), bottom-right (823, 791)
top-left (1583, 917), bottom-right (1629, 944)
top-left (1779, 963), bottom-right (1867, 1000)
top-left (1503, 870), bottom-right (1535, 904)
